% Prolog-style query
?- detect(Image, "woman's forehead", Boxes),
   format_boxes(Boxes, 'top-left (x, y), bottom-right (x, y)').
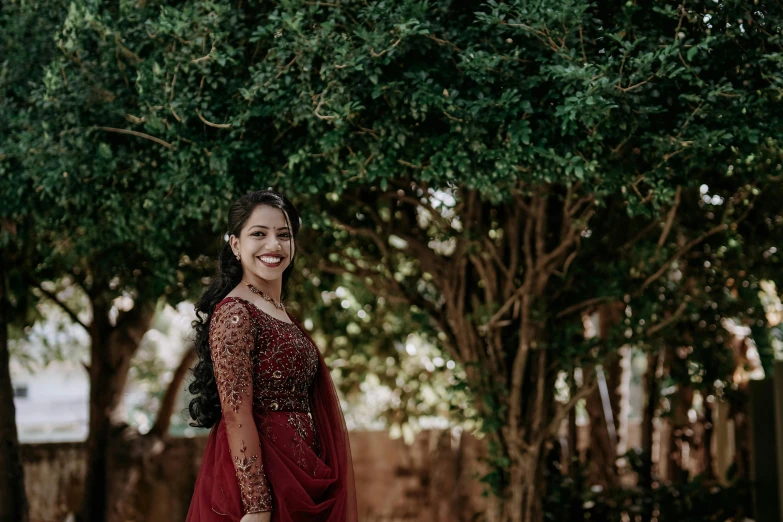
top-left (246, 205), bottom-right (289, 228)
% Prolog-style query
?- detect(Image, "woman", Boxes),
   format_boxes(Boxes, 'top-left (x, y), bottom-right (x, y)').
top-left (186, 190), bottom-right (357, 522)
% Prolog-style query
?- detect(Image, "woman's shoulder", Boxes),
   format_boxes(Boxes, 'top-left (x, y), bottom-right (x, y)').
top-left (211, 296), bottom-right (255, 324)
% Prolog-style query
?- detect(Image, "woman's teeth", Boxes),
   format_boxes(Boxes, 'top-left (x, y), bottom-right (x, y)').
top-left (259, 256), bottom-right (282, 266)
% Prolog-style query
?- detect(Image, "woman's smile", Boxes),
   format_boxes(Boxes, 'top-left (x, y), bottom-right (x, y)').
top-left (258, 254), bottom-right (283, 267)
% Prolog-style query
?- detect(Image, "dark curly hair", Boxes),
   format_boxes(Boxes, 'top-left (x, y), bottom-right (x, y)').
top-left (188, 189), bottom-right (301, 428)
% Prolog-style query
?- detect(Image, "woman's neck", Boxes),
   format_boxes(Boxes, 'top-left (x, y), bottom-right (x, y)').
top-left (241, 274), bottom-right (282, 301)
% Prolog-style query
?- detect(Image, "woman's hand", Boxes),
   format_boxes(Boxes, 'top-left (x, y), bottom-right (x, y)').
top-left (239, 512), bottom-right (272, 522)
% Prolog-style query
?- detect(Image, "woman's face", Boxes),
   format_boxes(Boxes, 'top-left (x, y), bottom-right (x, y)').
top-left (230, 204), bottom-right (295, 282)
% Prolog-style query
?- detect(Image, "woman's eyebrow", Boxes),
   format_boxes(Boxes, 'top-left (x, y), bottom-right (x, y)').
top-left (249, 225), bottom-right (290, 230)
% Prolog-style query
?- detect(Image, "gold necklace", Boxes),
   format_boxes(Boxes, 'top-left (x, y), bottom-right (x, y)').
top-left (241, 280), bottom-right (286, 310)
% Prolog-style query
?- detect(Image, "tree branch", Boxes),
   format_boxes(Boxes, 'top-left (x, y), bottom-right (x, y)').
top-left (114, 299), bottom-right (156, 347)
top-left (30, 279), bottom-right (89, 331)
top-left (534, 192), bottom-right (547, 265)
top-left (370, 37), bottom-right (402, 58)
top-left (617, 73), bottom-right (657, 93)
top-left (96, 126), bottom-right (173, 149)
top-left (646, 302), bottom-right (687, 336)
top-left (654, 185), bottom-right (682, 257)
top-left (148, 346), bottom-right (197, 438)
top-left (509, 293), bottom-right (533, 434)
top-left (621, 220), bottom-right (659, 250)
top-left (196, 111), bottom-right (232, 129)
top-left (482, 237), bottom-right (513, 280)
top-left (503, 203), bottom-right (522, 301)
top-left (637, 223), bottom-right (728, 295)
top-left (383, 191), bottom-right (453, 230)
top-left (555, 296), bottom-right (611, 319)
top-left (546, 371), bottom-right (598, 440)
top-left (315, 260), bottom-right (408, 305)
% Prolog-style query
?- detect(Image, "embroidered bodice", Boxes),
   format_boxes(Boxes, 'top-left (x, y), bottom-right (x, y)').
top-left (209, 296), bottom-right (321, 515)
top-left (252, 304), bottom-right (320, 414)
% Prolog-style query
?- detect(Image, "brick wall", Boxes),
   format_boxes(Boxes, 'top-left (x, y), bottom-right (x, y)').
top-left (22, 430), bottom-right (489, 522)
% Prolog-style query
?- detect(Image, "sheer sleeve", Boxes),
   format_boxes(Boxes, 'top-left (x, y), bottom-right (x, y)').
top-left (210, 300), bottom-right (272, 514)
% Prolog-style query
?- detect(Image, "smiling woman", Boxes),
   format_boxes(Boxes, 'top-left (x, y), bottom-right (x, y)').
top-left (228, 205), bottom-right (296, 320)
top-left (186, 190), bottom-right (357, 522)
top-left (233, 207), bottom-right (295, 281)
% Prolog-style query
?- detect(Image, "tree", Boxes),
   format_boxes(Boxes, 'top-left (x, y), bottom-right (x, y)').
top-left (0, 1), bottom-right (74, 518)
top-left (0, 247), bottom-right (29, 522)
top-left (6, 1), bottom-right (783, 521)
top-left (2, 2), bottom-right (235, 521)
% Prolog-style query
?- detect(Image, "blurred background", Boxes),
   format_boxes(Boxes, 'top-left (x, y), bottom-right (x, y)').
top-left (3, 1), bottom-right (783, 522)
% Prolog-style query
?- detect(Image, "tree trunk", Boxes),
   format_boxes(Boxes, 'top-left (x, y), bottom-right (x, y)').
top-left (585, 369), bottom-right (619, 488)
top-left (149, 347), bottom-right (196, 438)
top-left (108, 347), bottom-right (197, 522)
top-left (640, 351), bottom-right (659, 488)
top-left (501, 347), bottom-right (559, 522)
top-left (731, 399), bottom-right (751, 482)
top-left (328, 187), bottom-right (600, 522)
top-left (666, 385), bottom-right (693, 484)
top-left (702, 401), bottom-right (714, 479)
top-left (79, 299), bottom-right (155, 522)
top-left (567, 368), bottom-right (579, 477)
top-left (507, 447), bottom-right (547, 522)
top-left (0, 255), bottom-right (29, 522)
top-left (584, 303), bottom-right (623, 488)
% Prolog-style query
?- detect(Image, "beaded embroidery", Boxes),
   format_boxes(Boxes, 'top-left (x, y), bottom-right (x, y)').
top-left (210, 309), bottom-right (256, 413)
top-left (209, 301), bottom-right (272, 513)
top-left (210, 297), bottom-right (324, 512)
top-left (233, 441), bottom-right (273, 512)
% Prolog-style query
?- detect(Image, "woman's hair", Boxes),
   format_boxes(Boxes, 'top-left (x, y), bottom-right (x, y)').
top-left (188, 189), bottom-right (301, 428)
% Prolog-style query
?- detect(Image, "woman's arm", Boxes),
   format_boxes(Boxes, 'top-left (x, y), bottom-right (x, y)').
top-left (211, 301), bottom-right (272, 514)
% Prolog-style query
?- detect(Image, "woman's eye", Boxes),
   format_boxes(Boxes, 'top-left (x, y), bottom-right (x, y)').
top-left (252, 232), bottom-right (289, 238)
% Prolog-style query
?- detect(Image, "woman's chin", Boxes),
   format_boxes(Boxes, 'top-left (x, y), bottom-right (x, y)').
top-left (248, 266), bottom-right (287, 281)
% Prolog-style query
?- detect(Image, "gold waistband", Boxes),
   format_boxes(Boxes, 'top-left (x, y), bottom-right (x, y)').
top-left (253, 395), bottom-right (309, 413)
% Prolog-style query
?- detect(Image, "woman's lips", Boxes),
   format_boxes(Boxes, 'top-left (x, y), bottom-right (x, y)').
top-left (258, 255), bottom-right (283, 267)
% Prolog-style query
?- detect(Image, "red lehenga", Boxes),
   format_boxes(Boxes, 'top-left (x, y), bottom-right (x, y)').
top-left (186, 297), bottom-right (358, 522)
